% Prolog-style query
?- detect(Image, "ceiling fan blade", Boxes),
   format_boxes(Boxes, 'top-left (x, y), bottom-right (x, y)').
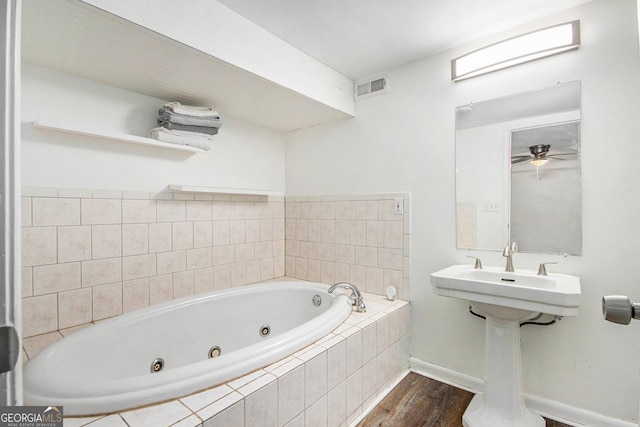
top-left (547, 155), bottom-right (568, 161)
top-left (511, 157), bottom-right (531, 164)
top-left (548, 152), bottom-right (576, 156)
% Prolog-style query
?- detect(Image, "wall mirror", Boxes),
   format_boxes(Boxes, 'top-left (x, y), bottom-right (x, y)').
top-left (455, 81), bottom-right (581, 255)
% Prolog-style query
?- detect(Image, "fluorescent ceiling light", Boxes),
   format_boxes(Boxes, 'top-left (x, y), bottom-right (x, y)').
top-left (452, 20), bottom-right (580, 81)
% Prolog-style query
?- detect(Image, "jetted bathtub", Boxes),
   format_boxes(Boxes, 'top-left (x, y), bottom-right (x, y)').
top-left (24, 281), bottom-right (353, 416)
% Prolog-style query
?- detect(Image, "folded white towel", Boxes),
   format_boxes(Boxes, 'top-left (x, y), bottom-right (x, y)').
top-left (148, 127), bottom-right (213, 151)
top-left (163, 102), bottom-right (219, 118)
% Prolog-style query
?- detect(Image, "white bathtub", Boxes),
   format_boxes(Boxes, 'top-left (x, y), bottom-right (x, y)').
top-left (23, 281), bottom-right (353, 416)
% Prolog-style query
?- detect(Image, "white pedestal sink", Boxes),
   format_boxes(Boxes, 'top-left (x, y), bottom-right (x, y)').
top-left (431, 265), bottom-right (581, 427)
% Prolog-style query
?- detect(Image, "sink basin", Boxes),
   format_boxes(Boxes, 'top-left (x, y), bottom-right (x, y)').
top-left (431, 264), bottom-right (581, 316)
top-left (431, 265), bottom-right (581, 426)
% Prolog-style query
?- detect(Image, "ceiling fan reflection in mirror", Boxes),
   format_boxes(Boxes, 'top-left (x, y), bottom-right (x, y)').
top-left (511, 144), bottom-right (576, 166)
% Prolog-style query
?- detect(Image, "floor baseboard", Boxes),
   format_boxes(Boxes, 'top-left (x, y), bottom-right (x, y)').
top-left (410, 357), bottom-right (636, 427)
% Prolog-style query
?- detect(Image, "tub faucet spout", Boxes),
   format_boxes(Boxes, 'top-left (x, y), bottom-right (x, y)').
top-left (328, 282), bottom-right (366, 313)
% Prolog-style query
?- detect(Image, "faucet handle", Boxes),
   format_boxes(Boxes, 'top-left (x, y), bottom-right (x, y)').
top-left (466, 255), bottom-right (482, 269)
top-left (538, 262), bottom-right (558, 276)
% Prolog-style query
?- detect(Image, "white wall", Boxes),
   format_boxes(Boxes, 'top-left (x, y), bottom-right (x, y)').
top-left (286, 0), bottom-right (640, 423)
top-left (21, 62), bottom-right (286, 193)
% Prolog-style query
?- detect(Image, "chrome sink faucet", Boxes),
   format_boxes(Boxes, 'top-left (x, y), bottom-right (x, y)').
top-left (328, 282), bottom-right (366, 312)
top-left (503, 242), bottom-right (518, 272)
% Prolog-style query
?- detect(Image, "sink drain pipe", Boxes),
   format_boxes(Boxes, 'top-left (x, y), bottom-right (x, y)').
top-left (468, 305), bottom-right (562, 327)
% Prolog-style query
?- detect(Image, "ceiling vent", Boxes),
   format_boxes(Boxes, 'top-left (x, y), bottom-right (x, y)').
top-left (354, 73), bottom-right (388, 100)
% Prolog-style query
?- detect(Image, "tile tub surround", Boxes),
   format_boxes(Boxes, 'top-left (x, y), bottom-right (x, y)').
top-left (285, 194), bottom-right (411, 299)
top-left (21, 187), bottom-right (286, 338)
top-left (22, 291), bottom-right (411, 427)
top-left (21, 189), bottom-right (411, 338)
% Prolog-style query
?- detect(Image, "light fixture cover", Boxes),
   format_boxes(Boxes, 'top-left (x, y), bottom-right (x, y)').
top-left (452, 20), bottom-right (580, 81)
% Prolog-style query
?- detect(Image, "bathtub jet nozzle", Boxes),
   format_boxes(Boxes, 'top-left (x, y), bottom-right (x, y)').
top-left (329, 282), bottom-right (366, 313)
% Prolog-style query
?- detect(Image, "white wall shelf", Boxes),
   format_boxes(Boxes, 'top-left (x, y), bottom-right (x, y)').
top-left (31, 120), bottom-right (206, 153)
top-left (169, 185), bottom-right (283, 197)
top-left (22, 0), bottom-right (354, 132)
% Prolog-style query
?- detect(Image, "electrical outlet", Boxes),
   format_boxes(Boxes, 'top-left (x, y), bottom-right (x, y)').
top-left (484, 201), bottom-right (500, 212)
top-left (394, 198), bottom-right (403, 214)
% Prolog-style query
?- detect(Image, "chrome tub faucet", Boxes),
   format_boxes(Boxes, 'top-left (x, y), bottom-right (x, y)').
top-left (328, 282), bottom-right (366, 313)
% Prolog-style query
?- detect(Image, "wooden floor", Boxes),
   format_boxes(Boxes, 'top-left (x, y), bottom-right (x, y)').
top-left (357, 372), bottom-right (572, 427)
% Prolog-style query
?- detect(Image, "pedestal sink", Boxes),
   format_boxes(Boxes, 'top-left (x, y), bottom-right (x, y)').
top-left (430, 265), bottom-right (581, 427)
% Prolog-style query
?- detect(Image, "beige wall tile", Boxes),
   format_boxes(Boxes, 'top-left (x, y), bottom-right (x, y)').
top-left (92, 224), bottom-right (122, 259)
top-left (22, 197), bottom-right (32, 226)
top-left (92, 282), bottom-right (123, 320)
top-left (212, 221), bottom-right (230, 246)
top-left (355, 201), bottom-right (378, 221)
top-left (320, 220), bottom-right (335, 243)
top-left (81, 199), bottom-right (122, 225)
top-left (335, 244), bottom-right (355, 265)
top-left (285, 202), bottom-right (300, 219)
top-left (58, 226), bottom-right (91, 263)
top-left (355, 246), bottom-right (377, 267)
top-left (22, 227), bottom-right (57, 266)
top-left (33, 262), bottom-right (81, 295)
top-left (82, 258), bottom-right (122, 287)
top-left (301, 202), bottom-right (318, 219)
top-left (186, 201), bottom-right (212, 221)
top-left (260, 219), bottom-right (273, 242)
top-left (173, 270), bottom-right (194, 298)
top-left (122, 199), bottom-right (156, 223)
top-left (299, 242), bottom-right (318, 259)
top-left (334, 262), bottom-right (350, 283)
top-left (122, 253), bottom-right (157, 280)
top-left (308, 220), bottom-right (321, 242)
top-left (193, 221), bottom-right (213, 248)
top-left (229, 220), bottom-right (245, 244)
top-left (157, 200), bottom-right (185, 222)
top-left (150, 274), bottom-right (173, 305)
top-left (254, 202), bottom-right (272, 219)
top-left (295, 219), bottom-right (308, 242)
top-left (212, 201), bottom-right (234, 220)
top-left (234, 201), bottom-right (254, 219)
top-left (317, 243), bottom-right (335, 262)
top-left (366, 221), bottom-right (384, 247)
top-left (235, 243), bottom-right (254, 262)
top-left (335, 201), bottom-right (355, 220)
top-left (272, 201), bottom-right (285, 219)
top-left (157, 250), bottom-right (186, 275)
top-left (172, 222), bottom-right (194, 250)
top-left (213, 264), bottom-right (231, 290)
top-left (320, 261), bottom-right (335, 284)
top-left (123, 278), bottom-right (150, 313)
top-left (187, 247), bottom-right (213, 270)
top-left (246, 259), bottom-right (261, 284)
top-left (246, 219), bottom-right (260, 243)
top-left (194, 267), bottom-right (213, 294)
top-left (274, 256), bottom-right (285, 277)
top-left (122, 224), bottom-right (149, 256)
top-left (23, 294), bottom-right (58, 337)
top-left (212, 245), bottom-right (234, 266)
top-left (350, 221), bottom-right (366, 246)
top-left (273, 219), bottom-right (285, 240)
top-left (260, 258), bottom-right (274, 281)
top-left (22, 267), bottom-right (33, 297)
top-left (379, 199), bottom-right (402, 221)
top-left (318, 202), bottom-right (336, 219)
top-left (366, 267), bottom-right (384, 295)
top-left (378, 248), bottom-right (403, 270)
top-left (32, 198), bottom-right (80, 226)
top-left (384, 221), bottom-right (404, 249)
top-left (149, 222), bottom-right (172, 253)
top-left (58, 287), bottom-right (92, 329)
top-left (255, 241), bottom-right (273, 259)
top-left (230, 262), bottom-right (247, 287)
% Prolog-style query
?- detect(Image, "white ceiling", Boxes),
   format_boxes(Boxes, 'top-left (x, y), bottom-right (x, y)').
top-left (217, 0), bottom-right (594, 80)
